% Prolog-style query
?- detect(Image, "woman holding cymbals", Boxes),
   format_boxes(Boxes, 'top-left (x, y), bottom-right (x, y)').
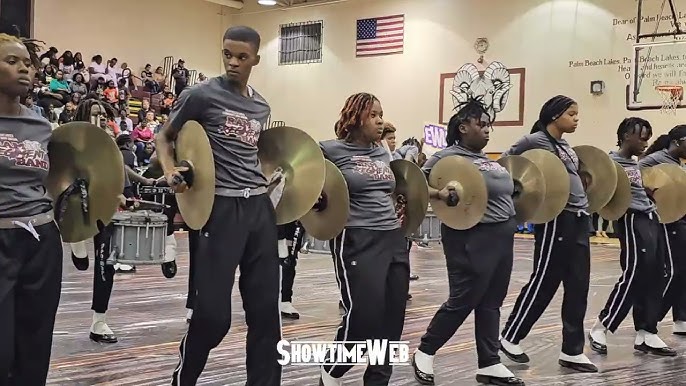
top-left (411, 95), bottom-right (524, 386)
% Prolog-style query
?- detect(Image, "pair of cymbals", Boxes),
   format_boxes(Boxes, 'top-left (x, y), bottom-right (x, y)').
top-left (300, 160), bottom-right (350, 240)
top-left (46, 122), bottom-right (125, 243)
top-left (574, 145), bottom-right (618, 213)
top-left (497, 154), bottom-right (546, 223)
top-left (597, 161), bottom-right (632, 221)
top-left (428, 156), bottom-right (488, 230)
top-left (258, 126), bottom-right (327, 225)
top-left (641, 164), bottom-right (686, 223)
top-left (390, 159), bottom-right (429, 236)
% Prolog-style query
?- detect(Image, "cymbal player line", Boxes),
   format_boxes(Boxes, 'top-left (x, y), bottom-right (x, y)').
top-left (4, 18), bottom-right (686, 386)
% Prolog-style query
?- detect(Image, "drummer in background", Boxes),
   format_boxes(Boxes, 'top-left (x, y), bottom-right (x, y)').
top-left (499, 95), bottom-right (598, 373)
top-left (412, 97), bottom-right (524, 386)
top-left (639, 124), bottom-right (686, 336)
top-left (157, 25), bottom-right (282, 385)
top-left (68, 96), bottom-right (157, 343)
top-left (319, 93), bottom-right (410, 386)
top-left (588, 118), bottom-right (677, 356)
top-left (0, 29), bottom-right (64, 385)
top-left (277, 220), bottom-right (306, 319)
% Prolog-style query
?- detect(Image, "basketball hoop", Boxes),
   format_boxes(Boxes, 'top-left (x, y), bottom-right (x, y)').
top-left (655, 85), bottom-right (683, 114)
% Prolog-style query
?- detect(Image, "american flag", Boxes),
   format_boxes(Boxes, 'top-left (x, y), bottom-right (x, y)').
top-left (356, 14), bottom-right (405, 57)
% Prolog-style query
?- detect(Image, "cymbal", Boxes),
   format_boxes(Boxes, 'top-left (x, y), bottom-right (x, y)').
top-left (300, 160), bottom-right (350, 240)
top-left (258, 126), bottom-right (326, 225)
top-left (174, 121), bottom-right (216, 230)
top-left (497, 155), bottom-right (545, 223)
top-left (46, 122), bottom-right (125, 243)
top-left (391, 159), bottom-right (429, 236)
top-left (598, 161), bottom-right (632, 221)
top-left (573, 145), bottom-right (617, 213)
top-left (520, 149), bottom-right (570, 224)
top-left (428, 155), bottom-right (487, 230)
top-left (641, 164), bottom-right (686, 224)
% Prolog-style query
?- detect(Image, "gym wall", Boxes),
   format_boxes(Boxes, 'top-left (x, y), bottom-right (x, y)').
top-left (229, 0), bottom-right (685, 152)
top-left (32, 0), bottom-right (230, 80)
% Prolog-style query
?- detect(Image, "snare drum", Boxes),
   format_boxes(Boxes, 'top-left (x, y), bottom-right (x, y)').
top-left (109, 210), bottom-right (168, 265)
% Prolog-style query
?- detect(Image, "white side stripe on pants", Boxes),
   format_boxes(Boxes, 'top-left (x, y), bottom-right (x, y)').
top-left (662, 225), bottom-right (675, 297)
top-left (327, 229), bottom-right (351, 375)
top-left (601, 213), bottom-right (637, 328)
top-left (503, 218), bottom-right (557, 342)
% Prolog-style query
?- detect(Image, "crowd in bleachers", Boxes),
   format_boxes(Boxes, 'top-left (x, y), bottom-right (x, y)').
top-left (22, 46), bottom-right (207, 169)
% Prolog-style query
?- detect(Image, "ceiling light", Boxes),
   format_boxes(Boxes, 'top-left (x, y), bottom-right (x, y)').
top-left (258, 0), bottom-right (277, 5)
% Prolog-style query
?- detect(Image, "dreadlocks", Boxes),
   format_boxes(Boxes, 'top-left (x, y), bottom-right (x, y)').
top-left (334, 92), bottom-right (378, 140)
top-left (446, 97), bottom-right (492, 146)
top-left (616, 117), bottom-right (652, 147)
top-left (74, 94), bottom-right (117, 122)
top-left (0, 21), bottom-right (44, 69)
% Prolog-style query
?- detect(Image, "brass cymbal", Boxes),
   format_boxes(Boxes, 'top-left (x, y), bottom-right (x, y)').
top-left (520, 149), bottom-right (570, 224)
top-left (258, 126), bottom-right (326, 225)
top-left (642, 164), bottom-right (686, 223)
top-left (573, 145), bottom-right (618, 213)
top-left (598, 161), bottom-right (632, 221)
top-left (300, 160), bottom-right (350, 240)
top-left (497, 155), bottom-right (546, 223)
top-left (428, 155), bottom-right (487, 230)
top-left (46, 122), bottom-right (125, 243)
top-left (174, 121), bottom-right (216, 230)
top-left (391, 159), bottom-right (429, 236)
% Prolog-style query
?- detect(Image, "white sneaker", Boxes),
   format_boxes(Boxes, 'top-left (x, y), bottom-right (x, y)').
top-left (164, 235), bottom-right (177, 262)
top-left (413, 349), bottom-right (434, 375)
top-left (280, 302), bottom-right (300, 319)
top-left (89, 312), bottom-right (117, 343)
top-left (319, 367), bottom-right (342, 386)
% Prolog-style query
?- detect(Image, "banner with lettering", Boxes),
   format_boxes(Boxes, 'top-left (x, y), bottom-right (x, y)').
top-left (422, 123), bottom-right (447, 156)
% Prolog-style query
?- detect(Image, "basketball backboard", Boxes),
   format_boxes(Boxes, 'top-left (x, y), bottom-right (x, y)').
top-left (627, 0), bottom-right (686, 111)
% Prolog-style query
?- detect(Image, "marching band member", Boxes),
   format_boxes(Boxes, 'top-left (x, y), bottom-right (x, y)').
top-left (639, 124), bottom-right (686, 336)
top-left (278, 220), bottom-right (306, 319)
top-left (157, 26), bottom-right (282, 385)
top-left (0, 30), bottom-right (64, 385)
top-left (68, 96), bottom-right (155, 343)
top-left (319, 92), bottom-right (410, 386)
top-left (589, 118), bottom-right (676, 355)
top-left (412, 98), bottom-right (524, 386)
top-left (499, 95), bottom-right (598, 373)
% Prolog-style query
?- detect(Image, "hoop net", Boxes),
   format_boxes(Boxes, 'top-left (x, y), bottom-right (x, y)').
top-left (655, 85), bottom-right (683, 114)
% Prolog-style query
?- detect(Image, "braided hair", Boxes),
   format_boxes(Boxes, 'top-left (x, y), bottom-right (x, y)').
top-left (0, 21), bottom-right (43, 69)
top-left (334, 93), bottom-right (379, 140)
top-left (74, 93), bottom-right (117, 123)
top-left (644, 124), bottom-right (686, 156)
top-left (616, 117), bottom-right (652, 147)
top-left (529, 95), bottom-right (576, 158)
top-left (446, 96), bottom-right (492, 146)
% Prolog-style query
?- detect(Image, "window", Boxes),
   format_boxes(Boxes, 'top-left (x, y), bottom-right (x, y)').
top-left (279, 21), bottom-right (323, 65)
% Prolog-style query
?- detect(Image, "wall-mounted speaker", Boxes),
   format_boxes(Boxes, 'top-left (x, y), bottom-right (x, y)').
top-left (0, 0), bottom-right (32, 37)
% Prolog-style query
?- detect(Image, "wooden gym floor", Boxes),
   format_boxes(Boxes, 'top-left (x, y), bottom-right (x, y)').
top-left (48, 234), bottom-right (685, 385)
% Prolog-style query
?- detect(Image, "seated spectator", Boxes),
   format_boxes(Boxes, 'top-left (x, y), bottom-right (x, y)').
top-left (58, 50), bottom-right (75, 80)
top-left (58, 102), bottom-right (76, 124)
top-left (136, 142), bottom-right (155, 166)
top-left (23, 94), bottom-right (45, 118)
top-left (46, 104), bottom-right (58, 123)
top-left (140, 110), bottom-right (159, 133)
top-left (197, 73), bottom-right (207, 83)
top-left (73, 52), bottom-right (85, 72)
top-left (137, 98), bottom-right (152, 122)
top-left (89, 55), bottom-right (108, 84)
top-left (132, 120), bottom-right (155, 144)
top-left (39, 64), bottom-right (56, 84)
top-left (115, 109), bottom-right (133, 130)
top-left (39, 46), bottom-right (58, 66)
top-left (70, 73), bottom-right (88, 96)
top-left (141, 64), bottom-right (160, 93)
top-left (160, 92), bottom-right (174, 115)
top-left (103, 80), bottom-right (118, 105)
top-left (104, 117), bottom-right (120, 138)
top-left (49, 70), bottom-right (71, 96)
top-left (93, 77), bottom-right (107, 99)
top-left (117, 133), bottom-right (138, 168)
top-left (70, 92), bottom-right (82, 106)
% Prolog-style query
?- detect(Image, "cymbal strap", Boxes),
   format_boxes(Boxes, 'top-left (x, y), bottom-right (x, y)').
top-left (55, 178), bottom-right (89, 224)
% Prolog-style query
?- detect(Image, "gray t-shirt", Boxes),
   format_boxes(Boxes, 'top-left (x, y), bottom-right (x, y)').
top-left (609, 151), bottom-right (655, 213)
top-left (639, 149), bottom-right (684, 223)
top-left (168, 75), bottom-right (270, 195)
top-left (503, 131), bottom-right (589, 213)
top-left (320, 139), bottom-right (399, 230)
top-left (393, 144), bottom-right (419, 162)
top-left (638, 149), bottom-right (682, 168)
top-left (423, 144), bottom-right (516, 224)
top-left (0, 106), bottom-right (53, 218)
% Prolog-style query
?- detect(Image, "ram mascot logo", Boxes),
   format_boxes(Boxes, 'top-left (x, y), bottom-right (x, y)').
top-left (450, 61), bottom-right (513, 118)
